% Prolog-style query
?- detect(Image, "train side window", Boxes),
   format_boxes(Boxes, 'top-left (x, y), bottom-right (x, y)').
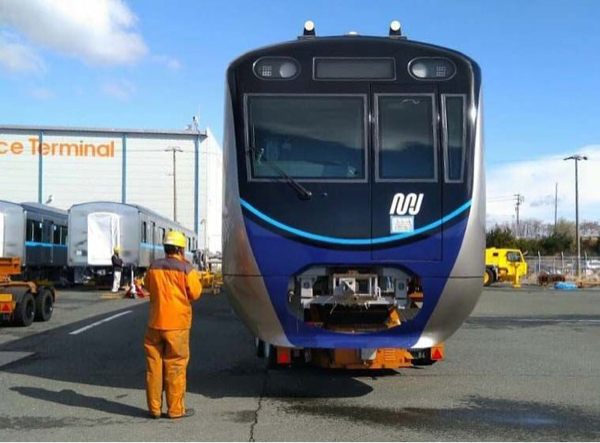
top-left (159, 228), bottom-right (165, 244)
top-left (61, 226), bottom-right (68, 245)
top-left (376, 94), bottom-right (437, 181)
top-left (141, 222), bottom-right (147, 243)
top-left (53, 225), bottom-right (60, 245)
top-left (33, 222), bottom-right (42, 242)
top-left (26, 221), bottom-right (34, 242)
top-left (442, 95), bottom-right (466, 182)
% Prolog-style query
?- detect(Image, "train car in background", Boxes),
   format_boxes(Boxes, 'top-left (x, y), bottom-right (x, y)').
top-left (68, 202), bottom-right (197, 283)
top-left (0, 200), bottom-right (69, 281)
top-left (223, 21), bottom-right (485, 368)
top-left (0, 201), bottom-right (64, 326)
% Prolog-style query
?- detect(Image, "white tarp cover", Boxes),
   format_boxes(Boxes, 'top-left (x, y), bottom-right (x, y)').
top-left (0, 213), bottom-right (4, 257)
top-left (87, 212), bottom-right (120, 266)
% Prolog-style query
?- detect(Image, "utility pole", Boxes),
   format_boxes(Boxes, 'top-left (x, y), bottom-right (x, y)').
top-left (514, 194), bottom-right (524, 237)
top-left (564, 155), bottom-right (588, 278)
top-left (165, 146), bottom-right (183, 222)
top-left (554, 182), bottom-right (558, 231)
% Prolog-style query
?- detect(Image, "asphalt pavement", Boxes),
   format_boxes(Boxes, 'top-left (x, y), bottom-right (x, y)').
top-left (0, 286), bottom-right (599, 441)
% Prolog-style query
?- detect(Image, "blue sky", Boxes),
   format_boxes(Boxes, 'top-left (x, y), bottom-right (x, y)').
top-left (1, 0), bottom-right (599, 223)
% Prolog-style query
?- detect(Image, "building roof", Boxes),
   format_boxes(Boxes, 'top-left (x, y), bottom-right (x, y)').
top-left (0, 124), bottom-right (206, 138)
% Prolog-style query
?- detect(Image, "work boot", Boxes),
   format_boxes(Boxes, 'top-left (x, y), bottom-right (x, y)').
top-left (148, 413), bottom-right (161, 420)
top-left (168, 408), bottom-right (195, 419)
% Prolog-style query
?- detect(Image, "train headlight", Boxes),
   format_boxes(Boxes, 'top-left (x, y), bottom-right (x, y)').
top-left (253, 57), bottom-right (300, 80)
top-left (279, 61), bottom-right (298, 78)
top-left (408, 57), bottom-right (456, 80)
top-left (389, 20), bottom-right (402, 36)
top-left (303, 20), bottom-right (316, 36)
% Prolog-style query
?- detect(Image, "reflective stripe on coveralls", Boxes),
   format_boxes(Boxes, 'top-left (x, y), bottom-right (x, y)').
top-left (143, 254), bottom-right (202, 417)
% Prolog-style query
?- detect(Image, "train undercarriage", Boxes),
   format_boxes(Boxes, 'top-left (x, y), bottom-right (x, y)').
top-left (254, 265), bottom-right (444, 369)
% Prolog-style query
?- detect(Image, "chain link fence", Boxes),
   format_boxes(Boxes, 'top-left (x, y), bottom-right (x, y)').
top-left (524, 254), bottom-right (600, 282)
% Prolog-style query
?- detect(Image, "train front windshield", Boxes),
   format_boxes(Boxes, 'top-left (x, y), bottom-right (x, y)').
top-left (247, 95), bottom-right (366, 180)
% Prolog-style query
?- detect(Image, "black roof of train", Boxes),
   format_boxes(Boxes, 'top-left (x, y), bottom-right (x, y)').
top-left (228, 35), bottom-right (480, 74)
top-left (0, 200), bottom-right (67, 218)
top-left (69, 201), bottom-right (195, 234)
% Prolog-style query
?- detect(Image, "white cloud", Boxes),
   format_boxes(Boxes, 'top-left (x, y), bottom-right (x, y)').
top-left (30, 87), bottom-right (54, 100)
top-left (150, 55), bottom-right (182, 71)
top-left (102, 79), bottom-right (136, 100)
top-left (0, 31), bottom-right (45, 73)
top-left (0, 0), bottom-right (147, 66)
top-left (487, 145), bottom-right (600, 225)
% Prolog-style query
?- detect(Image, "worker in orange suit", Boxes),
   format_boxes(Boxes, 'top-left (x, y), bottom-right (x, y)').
top-left (143, 231), bottom-right (202, 419)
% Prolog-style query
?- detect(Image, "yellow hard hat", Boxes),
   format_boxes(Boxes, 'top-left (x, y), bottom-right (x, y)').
top-left (113, 246), bottom-right (120, 252)
top-left (164, 231), bottom-right (186, 248)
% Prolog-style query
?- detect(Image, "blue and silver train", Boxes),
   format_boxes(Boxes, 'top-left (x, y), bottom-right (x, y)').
top-left (223, 22), bottom-right (485, 365)
top-left (68, 202), bottom-right (197, 282)
top-left (0, 200), bottom-right (69, 281)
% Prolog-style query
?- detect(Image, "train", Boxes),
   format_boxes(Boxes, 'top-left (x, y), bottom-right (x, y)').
top-left (0, 200), bottom-right (69, 281)
top-left (68, 202), bottom-right (197, 282)
top-left (0, 201), bottom-right (66, 325)
top-left (223, 21), bottom-right (485, 368)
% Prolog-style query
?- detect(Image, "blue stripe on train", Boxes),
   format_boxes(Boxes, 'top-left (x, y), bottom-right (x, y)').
top-left (240, 198), bottom-right (471, 245)
top-left (241, 215), bottom-right (470, 348)
top-left (140, 242), bottom-right (163, 251)
top-left (25, 241), bottom-right (67, 248)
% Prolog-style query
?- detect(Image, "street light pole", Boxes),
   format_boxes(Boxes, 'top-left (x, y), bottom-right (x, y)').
top-left (564, 155), bottom-right (588, 278)
top-left (165, 146), bottom-right (183, 222)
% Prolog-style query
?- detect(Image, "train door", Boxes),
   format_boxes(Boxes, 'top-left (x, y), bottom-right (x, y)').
top-left (43, 220), bottom-right (54, 264)
top-left (370, 84), bottom-right (443, 261)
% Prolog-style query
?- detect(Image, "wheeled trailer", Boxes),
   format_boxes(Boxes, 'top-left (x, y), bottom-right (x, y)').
top-left (0, 258), bottom-right (55, 327)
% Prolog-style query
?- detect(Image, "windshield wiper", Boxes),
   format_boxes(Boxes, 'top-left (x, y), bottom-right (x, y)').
top-left (247, 147), bottom-right (313, 200)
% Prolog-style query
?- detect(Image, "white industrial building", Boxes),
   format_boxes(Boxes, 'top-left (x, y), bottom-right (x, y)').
top-left (0, 124), bottom-right (223, 252)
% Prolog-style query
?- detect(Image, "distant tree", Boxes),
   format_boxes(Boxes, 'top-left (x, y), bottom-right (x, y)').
top-left (539, 231), bottom-right (573, 255)
top-left (486, 227), bottom-right (516, 248)
top-left (515, 237), bottom-right (540, 256)
top-left (519, 218), bottom-right (547, 239)
top-left (580, 221), bottom-right (600, 239)
top-left (554, 218), bottom-right (576, 238)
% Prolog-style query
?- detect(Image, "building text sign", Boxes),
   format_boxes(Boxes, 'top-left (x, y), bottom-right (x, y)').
top-left (0, 137), bottom-right (116, 158)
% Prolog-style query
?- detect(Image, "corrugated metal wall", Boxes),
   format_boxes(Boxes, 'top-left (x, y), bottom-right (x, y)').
top-left (0, 127), bottom-right (222, 251)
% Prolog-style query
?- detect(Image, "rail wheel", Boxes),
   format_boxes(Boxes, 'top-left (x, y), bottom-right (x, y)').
top-left (14, 291), bottom-right (35, 327)
top-left (35, 288), bottom-right (54, 322)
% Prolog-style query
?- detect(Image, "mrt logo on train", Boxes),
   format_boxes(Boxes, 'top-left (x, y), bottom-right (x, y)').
top-left (389, 193), bottom-right (424, 216)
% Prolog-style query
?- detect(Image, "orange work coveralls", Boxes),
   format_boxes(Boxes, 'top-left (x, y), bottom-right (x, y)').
top-left (143, 254), bottom-right (202, 418)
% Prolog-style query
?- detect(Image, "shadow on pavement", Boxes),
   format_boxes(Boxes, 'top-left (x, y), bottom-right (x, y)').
top-left (1, 295), bottom-right (375, 400)
top-left (11, 387), bottom-right (148, 418)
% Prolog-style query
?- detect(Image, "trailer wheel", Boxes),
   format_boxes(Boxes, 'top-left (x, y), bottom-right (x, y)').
top-left (14, 291), bottom-right (35, 327)
top-left (484, 268), bottom-right (494, 287)
top-left (35, 289), bottom-right (54, 322)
